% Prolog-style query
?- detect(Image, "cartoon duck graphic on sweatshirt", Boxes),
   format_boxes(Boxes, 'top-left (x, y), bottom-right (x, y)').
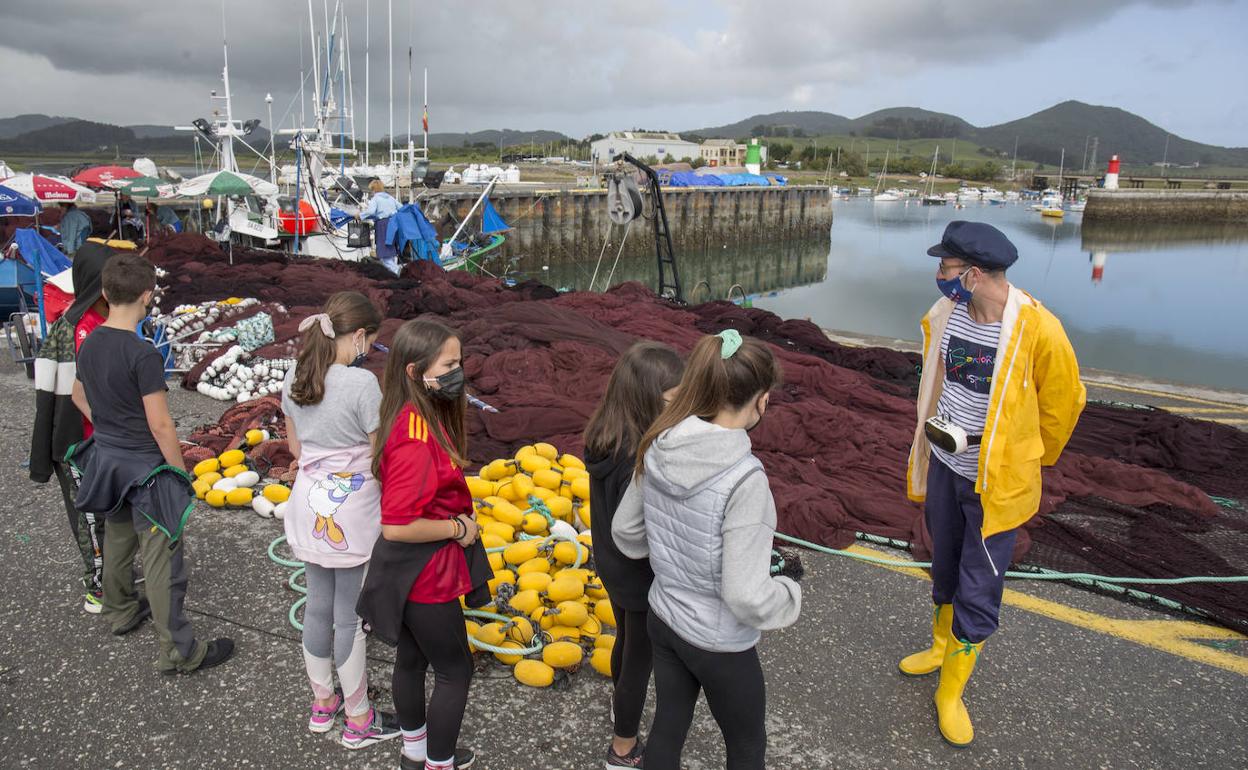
top-left (308, 471), bottom-right (365, 552)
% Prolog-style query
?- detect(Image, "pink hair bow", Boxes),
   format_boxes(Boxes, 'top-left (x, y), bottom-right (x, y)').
top-left (298, 313), bottom-right (336, 338)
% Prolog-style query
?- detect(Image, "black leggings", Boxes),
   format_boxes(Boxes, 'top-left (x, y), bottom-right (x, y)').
top-left (393, 599), bottom-right (474, 761)
top-left (610, 606), bottom-right (653, 739)
top-left (646, 612), bottom-right (766, 770)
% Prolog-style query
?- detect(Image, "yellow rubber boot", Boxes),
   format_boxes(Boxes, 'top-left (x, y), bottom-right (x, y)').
top-left (898, 604), bottom-right (953, 676)
top-left (934, 638), bottom-right (983, 748)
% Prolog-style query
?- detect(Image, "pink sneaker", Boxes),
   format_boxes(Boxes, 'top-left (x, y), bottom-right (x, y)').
top-left (308, 693), bottom-right (343, 734)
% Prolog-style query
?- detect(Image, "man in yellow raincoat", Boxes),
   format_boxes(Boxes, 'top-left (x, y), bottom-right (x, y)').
top-left (901, 221), bottom-right (1085, 747)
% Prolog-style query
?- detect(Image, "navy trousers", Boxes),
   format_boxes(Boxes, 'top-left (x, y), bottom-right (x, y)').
top-left (925, 454), bottom-right (1018, 643)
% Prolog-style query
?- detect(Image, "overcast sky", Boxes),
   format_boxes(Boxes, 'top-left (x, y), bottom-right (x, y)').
top-left (0, 0), bottom-right (1243, 146)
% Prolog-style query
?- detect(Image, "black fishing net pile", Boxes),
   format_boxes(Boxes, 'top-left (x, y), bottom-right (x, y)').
top-left (151, 234), bottom-right (1248, 632)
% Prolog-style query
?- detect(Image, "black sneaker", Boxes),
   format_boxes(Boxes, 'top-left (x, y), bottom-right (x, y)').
top-left (400, 747), bottom-right (476, 769)
top-left (340, 707), bottom-right (401, 749)
top-left (112, 598), bottom-right (151, 636)
top-left (161, 637), bottom-right (235, 675)
top-left (196, 638), bottom-right (235, 671)
top-left (606, 739), bottom-right (644, 769)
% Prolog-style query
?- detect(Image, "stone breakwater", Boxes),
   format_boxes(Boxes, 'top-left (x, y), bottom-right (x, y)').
top-left (1084, 189), bottom-right (1248, 224)
top-left (425, 185), bottom-right (833, 264)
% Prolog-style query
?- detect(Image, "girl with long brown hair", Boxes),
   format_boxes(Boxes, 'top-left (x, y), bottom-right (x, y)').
top-left (612, 331), bottom-right (803, 770)
top-left (364, 319), bottom-right (480, 770)
top-left (279, 291), bottom-right (400, 748)
top-left (583, 341), bottom-right (684, 769)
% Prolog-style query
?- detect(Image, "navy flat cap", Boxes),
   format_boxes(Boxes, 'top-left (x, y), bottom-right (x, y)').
top-left (927, 221), bottom-right (1018, 269)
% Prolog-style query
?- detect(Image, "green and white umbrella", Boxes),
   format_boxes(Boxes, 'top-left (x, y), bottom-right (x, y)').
top-left (108, 175), bottom-right (176, 198)
top-left (176, 170), bottom-right (278, 197)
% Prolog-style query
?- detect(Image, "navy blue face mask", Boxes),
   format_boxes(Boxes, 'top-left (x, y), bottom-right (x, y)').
top-left (936, 268), bottom-right (975, 303)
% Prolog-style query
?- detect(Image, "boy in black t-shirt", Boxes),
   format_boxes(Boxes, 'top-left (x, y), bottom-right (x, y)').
top-left (71, 253), bottom-right (234, 674)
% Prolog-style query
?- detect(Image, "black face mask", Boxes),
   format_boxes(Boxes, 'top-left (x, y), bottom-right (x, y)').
top-left (425, 367), bottom-right (465, 401)
top-left (746, 398), bottom-right (766, 433)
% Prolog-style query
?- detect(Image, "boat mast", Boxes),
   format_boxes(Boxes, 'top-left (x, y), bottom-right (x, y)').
top-left (388, 0), bottom-right (395, 193)
top-left (364, 0), bottom-right (370, 166)
top-left (423, 67), bottom-right (428, 157)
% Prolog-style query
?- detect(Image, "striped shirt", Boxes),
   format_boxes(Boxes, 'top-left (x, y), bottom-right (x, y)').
top-left (931, 302), bottom-right (1001, 481)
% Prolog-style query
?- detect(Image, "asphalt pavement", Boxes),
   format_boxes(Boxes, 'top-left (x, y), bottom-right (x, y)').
top-left (0, 363), bottom-right (1244, 769)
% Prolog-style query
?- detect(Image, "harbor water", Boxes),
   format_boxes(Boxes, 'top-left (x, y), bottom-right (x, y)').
top-left (527, 198), bottom-right (1248, 391)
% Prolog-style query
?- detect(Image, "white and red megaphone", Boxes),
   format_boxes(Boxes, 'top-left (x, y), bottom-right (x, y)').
top-left (1104, 155), bottom-right (1120, 190)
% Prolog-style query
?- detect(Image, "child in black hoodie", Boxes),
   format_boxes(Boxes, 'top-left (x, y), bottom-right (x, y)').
top-left (584, 341), bottom-right (684, 769)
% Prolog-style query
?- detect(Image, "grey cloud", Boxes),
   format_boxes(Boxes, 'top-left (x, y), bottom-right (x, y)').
top-left (0, 0), bottom-right (1228, 137)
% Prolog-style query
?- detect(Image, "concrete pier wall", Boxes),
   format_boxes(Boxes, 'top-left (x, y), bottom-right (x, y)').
top-left (1084, 189), bottom-right (1248, 224)
top-left (428, 185), bottom-right (833, 264)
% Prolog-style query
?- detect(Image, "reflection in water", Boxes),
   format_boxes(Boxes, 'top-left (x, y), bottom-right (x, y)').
top-left (751, 200), bottom-right (1248, 390)
top-left (516, 237), bottom-right (830, 300)
top-left (1082, 221), bottom-right (1248, 286)
top-left (512, 199), bottom-right (1248, 389)
top-left (1082, 220), bottom-right (1248, 252)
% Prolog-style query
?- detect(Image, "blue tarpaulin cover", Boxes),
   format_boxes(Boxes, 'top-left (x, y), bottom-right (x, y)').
top-left (328, 207), bottom-right (354, 229)
top-left (716, 173), bottom-right (771, 187)
top-left (387, 203), bottom-right (441, 263)
top-left (13, 228), bottom-right (71, 274)
top-left (668, 171), bottom-right (724, 187)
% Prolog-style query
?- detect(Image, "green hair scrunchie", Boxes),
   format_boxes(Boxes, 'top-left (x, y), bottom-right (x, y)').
top-left (717, 329), bottom-right (743, 359)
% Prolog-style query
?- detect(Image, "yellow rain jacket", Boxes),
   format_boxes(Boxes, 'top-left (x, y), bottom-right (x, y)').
top-left (907, 285), bottom-right (1086, 538)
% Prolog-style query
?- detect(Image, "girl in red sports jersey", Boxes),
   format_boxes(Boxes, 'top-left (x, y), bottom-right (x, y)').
top-left (372, 319), bottom-right (479, 770)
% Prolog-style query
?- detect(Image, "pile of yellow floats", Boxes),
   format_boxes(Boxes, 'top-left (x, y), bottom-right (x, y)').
top-left (463, 442), bottom-right (616, 687)
top-left (189, 429), bottom-right (293, 519)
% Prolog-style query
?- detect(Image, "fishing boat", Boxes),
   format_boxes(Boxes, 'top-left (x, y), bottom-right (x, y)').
top-left (436, 176), bottom-right (511, 271)
top-left (174, 45), bottom-right (282, 247)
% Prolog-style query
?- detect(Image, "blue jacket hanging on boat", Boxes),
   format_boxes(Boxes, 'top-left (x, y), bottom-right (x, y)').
top-left (387, 203), bottom-right (441, 263)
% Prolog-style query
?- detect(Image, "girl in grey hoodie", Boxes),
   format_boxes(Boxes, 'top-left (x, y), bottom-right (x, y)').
top-left (613, 330), bottom-right (802, 770)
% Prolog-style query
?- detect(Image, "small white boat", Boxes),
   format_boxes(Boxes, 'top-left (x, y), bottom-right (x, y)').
top-left (979, 187), bottom-right (1004, 201)
top-left (957, 187), bottom-right (981, 201)
top-left (873, 191), bottom-right (901, 202)
top-left (1068, 200), bottom-right (1087, 213)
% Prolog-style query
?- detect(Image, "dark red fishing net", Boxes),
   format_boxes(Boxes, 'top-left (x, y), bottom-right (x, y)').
top-left (163, 234), bottom-right (1248, 631)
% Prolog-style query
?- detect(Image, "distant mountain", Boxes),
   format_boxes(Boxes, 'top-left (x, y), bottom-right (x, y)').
top-left (0, 120), bottom-right (136, 153)
top-left (688, 101), bottom-right (1248, 168)
top-left (975, 100), bottom-right (1248, 168)
top-left (845, 107), bottom-right (975, 140)
top-left (0, 114), bottom-right (74, 139)
top-left (127, 124), bottom-right (182, 139)
top-left (0, 118), bottom-right (274, 155)
top-left (691, 111), bottom-right (853, 139)
top-left (420, 128), bottom-right (571, 149)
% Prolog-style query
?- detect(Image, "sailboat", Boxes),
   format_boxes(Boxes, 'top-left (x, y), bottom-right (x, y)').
top-left (1041, 148), bottom-right (1065, 218)
top-left (922, 146), bottom-right (945, 205)
top-left (873, 151), bottom-right (899, 201)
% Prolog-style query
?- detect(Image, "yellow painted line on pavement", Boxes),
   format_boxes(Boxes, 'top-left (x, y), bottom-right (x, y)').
top-left (1164, 406), bottom-right (1247, 414)
top-left (1087, 379), bottom-right (1248, 411)
top-left (844, 544), bottom-right (1248, 676)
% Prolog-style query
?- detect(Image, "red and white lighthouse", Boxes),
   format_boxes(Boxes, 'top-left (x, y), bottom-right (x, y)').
top-left (1104, 155), bottom-right (1120, 190)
